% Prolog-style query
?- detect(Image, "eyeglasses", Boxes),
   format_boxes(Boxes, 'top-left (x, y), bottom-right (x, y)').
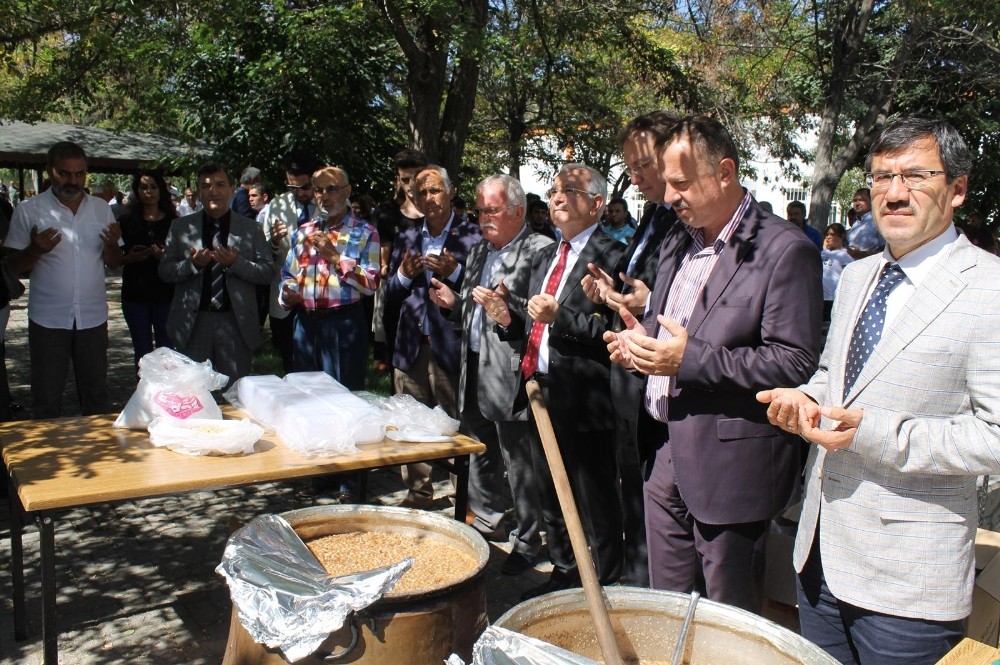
top-left (286, 182), bottom-right (313, 191)
top-left (624, 158), bottom-right (655, 177)
top-left (314, 185), bottom-right (345, 196)
top-left (476, 204), bottom-right (517, 217)
top-left (864, 170), bottom-right (946, 191)
top-left (546, 187), bottom-right (593, 199)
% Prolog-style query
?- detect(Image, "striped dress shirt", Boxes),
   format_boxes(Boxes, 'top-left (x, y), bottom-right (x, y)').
top-left (645, 192), bottom-right (751, 421)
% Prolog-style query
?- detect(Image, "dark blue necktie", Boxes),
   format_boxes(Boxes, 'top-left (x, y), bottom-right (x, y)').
top-left (298, 202), bottom-right (310, 226)
top-left (843, 263), bottom-right (905, 399)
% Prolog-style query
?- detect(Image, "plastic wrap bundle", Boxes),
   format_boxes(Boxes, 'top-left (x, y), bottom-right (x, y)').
top-left (283, 371), bottom-right (351, 396)
top-left (147, 417), bottom-right (263, 456)
top-left (363, 393), bottom-right (461, 442)
top-left (114, 348), bottom-right (228, 429)
top-left (217, 514), bottom-right (412, 663)
top-left (225, 373), bottom-right (387, 456)
top-left (277, 372), bottom-right (387, 456)
top-left (226, 375), bottom-right (317, 428)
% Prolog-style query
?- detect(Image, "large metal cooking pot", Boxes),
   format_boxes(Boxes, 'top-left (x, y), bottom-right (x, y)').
top-left (494, 587), bottom-right (838, 664)
top-left (222, 504), bottom-right (489, 664)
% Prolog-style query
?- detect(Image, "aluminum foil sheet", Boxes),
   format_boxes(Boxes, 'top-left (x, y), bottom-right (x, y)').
top-left (469, 626), bottom-right (600, 665)
top-left (216, 514), bottom-right (413, 662)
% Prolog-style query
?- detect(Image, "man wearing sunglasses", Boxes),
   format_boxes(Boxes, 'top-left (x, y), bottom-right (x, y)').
top-left (259, 152), bottom-right (320, 373)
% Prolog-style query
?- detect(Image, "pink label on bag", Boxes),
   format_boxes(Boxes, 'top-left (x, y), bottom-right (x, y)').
top-left (153, 392), bottom-right (204, 419)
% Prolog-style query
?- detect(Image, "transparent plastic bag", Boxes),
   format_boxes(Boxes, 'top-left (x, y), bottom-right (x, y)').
top-left (363, 393), bottom-right (460, 442)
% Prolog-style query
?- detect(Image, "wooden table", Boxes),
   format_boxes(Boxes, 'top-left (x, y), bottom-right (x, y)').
top-left (936, 637), bottom-right (1000, 663)
top-left (2, 412), bottom-right (485, 665)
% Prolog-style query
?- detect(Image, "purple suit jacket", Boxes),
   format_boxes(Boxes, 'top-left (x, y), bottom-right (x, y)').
top-left (385, 214), bottom-right (482, 376)
top-left (638, 198), bottom-right (823, 524)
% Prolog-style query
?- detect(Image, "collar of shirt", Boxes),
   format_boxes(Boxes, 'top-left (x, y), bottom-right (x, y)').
top-left (421, 212), bottom-right (455, 242)
top-left (318, 208), bottom-right (355, 233)
top-left (865, 224), bottom-right (957, 330)
top-left (487, 223), bottom-right (530, 256)
top-left (681, 190), bottom-right (750, 252)
top-left (565, 222), bottom-right (599, 257)
top-left (880, 223), bottom-right (958, 288)
top-left (47, 188), bottom-right (95, 216)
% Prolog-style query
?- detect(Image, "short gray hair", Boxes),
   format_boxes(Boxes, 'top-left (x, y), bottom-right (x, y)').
top-left (556, 163), bottom-right (607, 215)
top-left (476, 174), bottom-right (526, 210)
top-left (418, 164), bottom-right (453, 193)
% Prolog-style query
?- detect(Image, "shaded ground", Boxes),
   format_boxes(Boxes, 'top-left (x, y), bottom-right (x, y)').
top-left (0, 274), bottom-right (552, 664)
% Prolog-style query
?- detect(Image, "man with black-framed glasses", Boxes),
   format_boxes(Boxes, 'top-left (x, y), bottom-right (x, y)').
top-left (490, 163), bottom-right (626, 599)
top-left (760, 117), bottom-right (1000, 665)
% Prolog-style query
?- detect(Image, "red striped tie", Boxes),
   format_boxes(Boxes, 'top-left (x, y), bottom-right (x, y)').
top-left (521, 241), bottom-right (570, 379)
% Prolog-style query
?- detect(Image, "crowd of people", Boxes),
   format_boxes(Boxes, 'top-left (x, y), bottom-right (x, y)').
top-left (0, 111), bottom-right (998, 665)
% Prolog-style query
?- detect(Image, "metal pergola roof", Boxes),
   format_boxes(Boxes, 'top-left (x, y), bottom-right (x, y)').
top-left (0, 120), bottom-right (213, 174)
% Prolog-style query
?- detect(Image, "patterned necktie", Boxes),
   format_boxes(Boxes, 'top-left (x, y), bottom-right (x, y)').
top-left (521, 241), bottom-right (570, 380)
top-left (842, 263), bottom-right (905, 399)
top-left (209, 225), bottom-right (226, 310)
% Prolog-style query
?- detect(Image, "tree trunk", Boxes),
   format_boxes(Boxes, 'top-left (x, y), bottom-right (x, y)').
top-left (378, 0), bottom-right (486, 179)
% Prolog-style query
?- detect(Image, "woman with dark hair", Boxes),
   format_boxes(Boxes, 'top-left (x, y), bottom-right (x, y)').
top-left (119, 171), bottom-right (177, 374)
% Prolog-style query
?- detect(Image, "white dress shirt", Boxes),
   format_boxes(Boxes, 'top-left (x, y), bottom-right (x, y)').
top-left (7, 190), bottom-right (115, 330)
top-left (537, 223), bottom-right (598, 373)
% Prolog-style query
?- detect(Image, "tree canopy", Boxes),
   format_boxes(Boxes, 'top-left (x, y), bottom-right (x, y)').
top-left (2, 0), bottom-right (999, 222)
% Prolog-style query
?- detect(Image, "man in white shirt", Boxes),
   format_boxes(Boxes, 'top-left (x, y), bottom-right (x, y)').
top-left (7, 141), bottom-right (122, 418)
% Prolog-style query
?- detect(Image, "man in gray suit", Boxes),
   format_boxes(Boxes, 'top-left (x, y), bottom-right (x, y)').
top-left (429, 174), bottom-right (553, 574)
top-left (759, 117), bottom-right (1000, 664)
top-left (159, 163), bottom-right (274, 385)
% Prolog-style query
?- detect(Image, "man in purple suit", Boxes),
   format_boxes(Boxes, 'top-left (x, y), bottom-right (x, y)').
top-left (385, 164), bottom-right (482, 507)
top-left (606, 115), bottom-right (822, 612)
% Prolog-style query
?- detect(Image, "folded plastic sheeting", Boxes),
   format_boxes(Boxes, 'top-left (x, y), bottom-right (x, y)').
top-left (217, 514), bottom-right (412, 663)
top-left (446, 626), bottom-right (600, 665)
top-left (226, 373), bottom-right (387, 456)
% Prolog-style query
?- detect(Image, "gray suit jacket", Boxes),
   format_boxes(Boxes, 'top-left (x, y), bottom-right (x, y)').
top-left (454, 226), bottom-right (553, 421)
top-left (795, 233), bottom-right (1000, 621)
top-left (159, 211), bottom-right (275, 351)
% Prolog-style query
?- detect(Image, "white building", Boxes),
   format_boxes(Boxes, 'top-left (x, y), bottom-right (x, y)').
top-left (514, 126), bottom-right (840, 231)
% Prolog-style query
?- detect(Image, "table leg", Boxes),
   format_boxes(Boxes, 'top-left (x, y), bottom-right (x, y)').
top-left (452, 455), bottom-right (470, 522)
top-left (357, 470), bottom-right (369, 503)
top-left (38, 514), bottom-right (58, 665)
top-left (8, 470), bottom-right (26, 640)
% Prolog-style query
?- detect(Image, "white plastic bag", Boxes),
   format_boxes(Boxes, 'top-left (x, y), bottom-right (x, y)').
top-left (114, 348), bottom-right (229, 429)
top-left (147, 416), bottom-right (263, 456)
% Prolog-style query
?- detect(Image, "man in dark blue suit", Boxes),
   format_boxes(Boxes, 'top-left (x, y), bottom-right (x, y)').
top-left (385, 165), bottom-right (481, 507)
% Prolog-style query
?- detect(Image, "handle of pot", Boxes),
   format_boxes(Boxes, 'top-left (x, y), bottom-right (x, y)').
top-left (315, 613), bottom-right (375, 661)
